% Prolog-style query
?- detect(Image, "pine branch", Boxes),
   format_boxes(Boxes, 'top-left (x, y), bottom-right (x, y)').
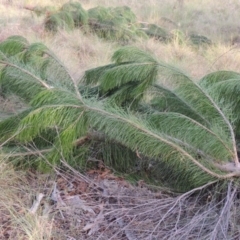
top-left (148, 112), bottom-right (233, 159)
top-left (151, 84), bottom-right (210, 125)
top-left (0, 149), bottom-right (51, 158)
top-left (155, 63), bottom-right (239, 166)
top-left (2, 41), bottom-right (240, 191)
top-left (0, 60), bottom-right (51, 89)
top-left (41, 46), bottom-right (82, 100)
top-left (86, 103), bottom-right (238, 180)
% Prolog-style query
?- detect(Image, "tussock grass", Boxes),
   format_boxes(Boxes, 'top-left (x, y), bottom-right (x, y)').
top-left (44, 29), bottom-right (114, 79)
top-left (135, 38), bottom-right (240, 79)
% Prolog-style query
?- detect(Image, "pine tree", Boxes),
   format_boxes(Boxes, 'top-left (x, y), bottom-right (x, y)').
top-left (1, 36), bottom-right (240, 192)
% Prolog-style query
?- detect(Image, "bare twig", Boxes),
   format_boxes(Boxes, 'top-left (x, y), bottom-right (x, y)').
top-left (29, 193), bottom-right (45, 214)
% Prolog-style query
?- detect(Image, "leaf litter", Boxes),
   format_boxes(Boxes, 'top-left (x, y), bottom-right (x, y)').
top-left (1, 161), bottom-right (240, 239)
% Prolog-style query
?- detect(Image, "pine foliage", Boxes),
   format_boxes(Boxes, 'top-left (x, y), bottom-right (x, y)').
top-left (83, 46), bottom-right (158, 107)
top-left (87, 6), bottom-right (146, 43)
top-left (189, 34), bottom-right (212, 46)
top-left (141, 23), bottom-right (172, 42)
top-left (42, 2), bottom-right (146, 43)
top-left (25, 1), bottom-right (214, 47)
top-left (1, 36), bottom-right (240, 191)
top-left (44, 2), bottom-right (88, 32)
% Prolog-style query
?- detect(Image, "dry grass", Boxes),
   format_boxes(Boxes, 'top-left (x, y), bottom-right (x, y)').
top-left (0, 156), bottom-right (54, 239)
top-left (2, 0), bottom-right (240, 239)
top-left (1, 0), bottom-right (240, 79)
top-left (43, 29), bottom-right (114, 80)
